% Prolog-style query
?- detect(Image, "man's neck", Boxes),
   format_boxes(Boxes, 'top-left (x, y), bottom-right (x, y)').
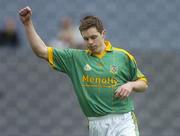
top-left (95, 43), bottom-right (106, 55)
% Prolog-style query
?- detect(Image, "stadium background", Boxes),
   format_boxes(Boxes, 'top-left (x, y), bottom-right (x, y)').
top-left (0, 0), bottom-right (180, 136)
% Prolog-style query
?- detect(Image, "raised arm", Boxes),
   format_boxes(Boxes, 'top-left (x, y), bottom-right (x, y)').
top-left (19, 6), bottom-right (48, 60)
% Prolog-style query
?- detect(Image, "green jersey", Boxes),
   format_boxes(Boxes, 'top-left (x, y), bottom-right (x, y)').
top-left (48, 41), bottom-right (147, 117)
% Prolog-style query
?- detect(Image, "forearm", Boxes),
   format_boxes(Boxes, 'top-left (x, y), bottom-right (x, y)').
top-left (24, 20), bottom-right (48, 60)
top-left (130, 80), bottom-right (148, 92)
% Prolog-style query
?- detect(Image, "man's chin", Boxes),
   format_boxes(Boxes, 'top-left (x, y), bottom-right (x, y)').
top-left (92, 50), bottom-right (101, 55)
top-left (89, 48), bottom-right (97, 53)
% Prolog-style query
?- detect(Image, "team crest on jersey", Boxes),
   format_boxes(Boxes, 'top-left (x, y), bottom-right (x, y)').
top-left (84, 64), bottom-right (92, 71)
top-left (110, 65), bottom-right (118, 74)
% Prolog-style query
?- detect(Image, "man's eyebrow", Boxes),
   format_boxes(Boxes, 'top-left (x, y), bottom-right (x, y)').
top-left (83, 35), bottom-right (97, 39)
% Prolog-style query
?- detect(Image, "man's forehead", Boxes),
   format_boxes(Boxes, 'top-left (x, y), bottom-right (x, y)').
top-left (82, 27), bottom-right (99, 33)
top-left (82, 29), bottom-right (100, 36)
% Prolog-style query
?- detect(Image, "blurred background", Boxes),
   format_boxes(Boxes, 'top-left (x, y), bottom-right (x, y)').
top-left (0, 0), bottom-right (180, 136)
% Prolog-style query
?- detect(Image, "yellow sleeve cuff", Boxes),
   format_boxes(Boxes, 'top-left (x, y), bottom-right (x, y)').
top-left (48, 47), bottom-right (53, 65)
top-left (138, 77), bottom-right (148, 85)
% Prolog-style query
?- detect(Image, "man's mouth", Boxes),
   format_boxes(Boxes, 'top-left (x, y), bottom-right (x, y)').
top-left (89, 46), bottom-right (97, 51)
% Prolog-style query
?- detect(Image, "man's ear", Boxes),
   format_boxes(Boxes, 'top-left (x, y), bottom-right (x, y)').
top-left (102, 29), bottom-right (106, 39)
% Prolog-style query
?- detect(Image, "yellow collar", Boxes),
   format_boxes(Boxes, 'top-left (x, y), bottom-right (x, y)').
top-left (104, 40), bottom-right (113, 52)
top-left (87, 40), bottom-right (113, 58)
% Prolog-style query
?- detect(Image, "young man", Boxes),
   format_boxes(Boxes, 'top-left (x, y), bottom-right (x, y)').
top-left (19, 6), bottom-right (148, 136)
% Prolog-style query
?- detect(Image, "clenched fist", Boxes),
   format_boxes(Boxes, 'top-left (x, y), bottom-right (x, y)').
top-left (19, 6), bottom-right (32, 25)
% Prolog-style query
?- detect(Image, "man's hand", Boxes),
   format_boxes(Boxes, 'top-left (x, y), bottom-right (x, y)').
top-left (115, 82), bottom-right (134, 99)
top-left (19, 6), bottom-right (32, 25)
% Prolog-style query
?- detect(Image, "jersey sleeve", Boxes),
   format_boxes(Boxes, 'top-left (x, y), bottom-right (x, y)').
top-left (122, 52), bottom-right (148, 83)
top-left (126, 53), bottom-right (148, 84)
top-left (48, 47), bottom-right (74, 74)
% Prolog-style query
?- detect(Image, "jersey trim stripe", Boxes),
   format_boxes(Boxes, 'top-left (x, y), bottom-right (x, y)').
top-left (113, 47), bottom-right (135, 62)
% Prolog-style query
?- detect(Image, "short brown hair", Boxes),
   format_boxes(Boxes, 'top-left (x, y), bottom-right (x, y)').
top-left (79, 15), bottom-right (104, 33)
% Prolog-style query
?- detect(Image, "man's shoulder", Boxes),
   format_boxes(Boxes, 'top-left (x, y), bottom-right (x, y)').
top-left (112, 47), bottom-right (134, 60)
top-left (67, 48), bottom-right (85, 53)
top-left (64, 48), bottom-right (87, 57)
top-left (49, 47), bottom-right (86, 56)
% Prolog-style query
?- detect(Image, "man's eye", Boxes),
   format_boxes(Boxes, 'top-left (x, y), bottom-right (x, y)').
top-left (83, 38), bottom-right (88, 41)
top-left (91, 36), bottom-right (97, 39)
top-left (92, 36), bottom-right (97, 39)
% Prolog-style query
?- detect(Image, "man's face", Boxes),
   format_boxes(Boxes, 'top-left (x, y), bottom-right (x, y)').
top-left (81, 27), bottom-right (105, 54)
